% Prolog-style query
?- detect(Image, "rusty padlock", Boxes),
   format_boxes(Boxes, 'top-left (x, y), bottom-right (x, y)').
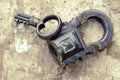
top-left (14, 9), bottom-right (113, 67)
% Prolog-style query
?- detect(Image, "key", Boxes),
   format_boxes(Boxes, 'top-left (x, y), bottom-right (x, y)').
top-left (14, 13), bottom-right (41, 27)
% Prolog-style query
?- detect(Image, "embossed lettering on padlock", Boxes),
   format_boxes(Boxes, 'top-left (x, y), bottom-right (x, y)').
top-left (14, 9), bottom-right (113, 67)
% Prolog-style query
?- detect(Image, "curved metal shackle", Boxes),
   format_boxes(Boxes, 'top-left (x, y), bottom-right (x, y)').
top-left (37, 14), bottom-right (62, 40)
top-left (79, 9), bottom-right (113, 51)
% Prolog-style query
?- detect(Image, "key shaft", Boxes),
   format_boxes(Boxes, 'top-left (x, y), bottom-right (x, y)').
top-left (14, 13), bottom-right (41, 27)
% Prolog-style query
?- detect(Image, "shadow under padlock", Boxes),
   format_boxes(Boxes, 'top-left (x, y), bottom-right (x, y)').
top-left (14, 9), bottom-right (113, 68)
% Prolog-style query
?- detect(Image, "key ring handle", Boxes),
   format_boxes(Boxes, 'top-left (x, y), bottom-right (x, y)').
top-left (37, 14), bottom-right (62, 40)
top-left (79, 9), bottom-right (113, 51)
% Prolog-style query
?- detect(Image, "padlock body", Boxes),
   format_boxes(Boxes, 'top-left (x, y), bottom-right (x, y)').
top-left (47, 19), bottom-right (86, 65)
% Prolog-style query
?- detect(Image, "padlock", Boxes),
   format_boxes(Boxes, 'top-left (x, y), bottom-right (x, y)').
top-left (14, 9), bottom-right (113, 67)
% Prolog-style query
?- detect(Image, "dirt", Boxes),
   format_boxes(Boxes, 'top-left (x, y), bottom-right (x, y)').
top-left (0, 0), bottom-right (120, 80)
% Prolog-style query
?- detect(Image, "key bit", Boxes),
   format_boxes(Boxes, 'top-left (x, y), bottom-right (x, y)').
top-left (14, 13), bottom-right (41, 27)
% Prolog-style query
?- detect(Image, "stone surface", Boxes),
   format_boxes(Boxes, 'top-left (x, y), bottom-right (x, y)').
top-left (0, 0), bottom-right (120, 80)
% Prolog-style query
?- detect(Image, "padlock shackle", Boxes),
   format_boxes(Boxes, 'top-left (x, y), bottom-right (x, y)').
top-left (79, 9), bottom-right (113, 51)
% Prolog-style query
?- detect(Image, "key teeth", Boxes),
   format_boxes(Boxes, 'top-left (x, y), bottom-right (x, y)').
top-left (14, 16), bottom-right (29, 24)
top-left (14, 13), bottom-right (32, 24)
top-left (14, 13), bottom-right (40, 27)
top-left (15, 18), bottom-right (28, 24)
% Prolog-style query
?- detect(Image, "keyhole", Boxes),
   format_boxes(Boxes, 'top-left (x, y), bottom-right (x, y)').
top-left (79, 18), bottom-right (104, 45)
